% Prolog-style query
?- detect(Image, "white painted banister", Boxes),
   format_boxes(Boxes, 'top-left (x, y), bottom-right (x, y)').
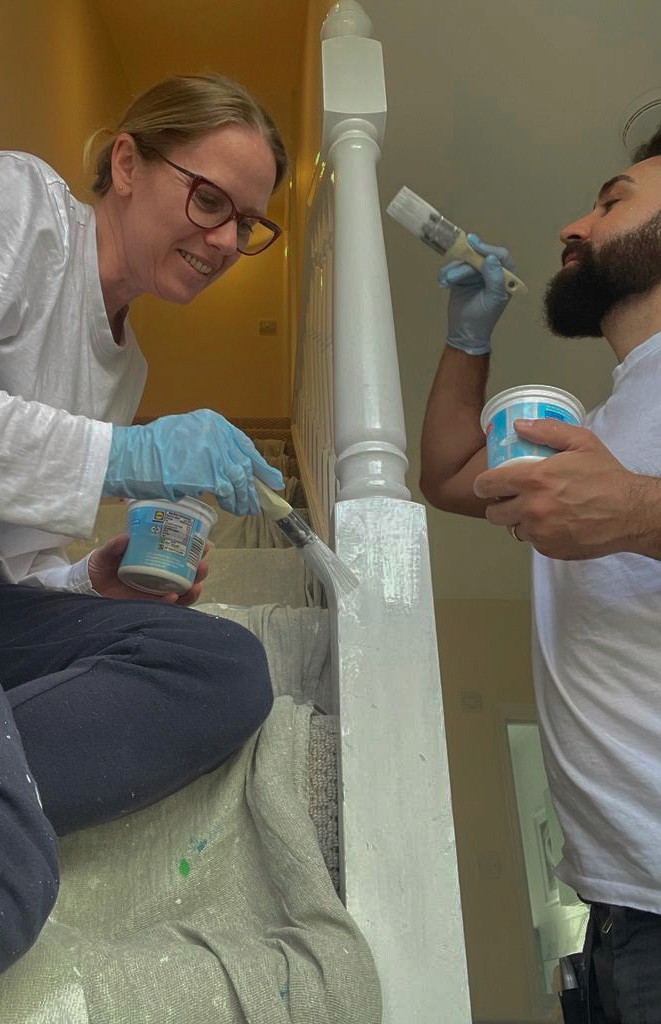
top-left (293, 4), bottom-right (473, 1020)
top-left (322, 11), bottom-right (409, 501)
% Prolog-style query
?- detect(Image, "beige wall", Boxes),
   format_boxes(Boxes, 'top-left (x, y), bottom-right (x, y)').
top-left (437, 598), bottom-right (537, 1020)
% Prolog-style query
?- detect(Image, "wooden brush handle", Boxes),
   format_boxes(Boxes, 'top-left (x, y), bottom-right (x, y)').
top-left (446, 233), bottom-right (528, 296)
top-left (253, 477), bottom-right (292, 521)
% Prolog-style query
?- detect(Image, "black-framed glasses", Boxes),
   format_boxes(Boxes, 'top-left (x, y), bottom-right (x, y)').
top-left (150, 150), bottom-right (282, 256)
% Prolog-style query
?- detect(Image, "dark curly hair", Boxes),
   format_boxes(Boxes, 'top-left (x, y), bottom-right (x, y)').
top-left (634, 125), bottom-right (661, 162)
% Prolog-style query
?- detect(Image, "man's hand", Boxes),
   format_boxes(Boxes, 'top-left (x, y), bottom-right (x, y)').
top-left (473, 418), bottom-right (649, 560)
top-left (440, 235), bottom-right (515, 356)
top-left (87, 534), bottom-right (209, 605)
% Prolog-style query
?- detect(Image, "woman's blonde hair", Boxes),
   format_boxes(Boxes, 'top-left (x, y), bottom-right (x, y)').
top-left (85, 73), bottom-right (288, 196)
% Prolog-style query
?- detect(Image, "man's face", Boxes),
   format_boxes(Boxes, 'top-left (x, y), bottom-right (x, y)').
top-left (544, 157), bottom-right (661, 337)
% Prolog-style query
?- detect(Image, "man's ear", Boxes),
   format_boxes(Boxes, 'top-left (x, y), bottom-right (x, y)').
top-left (110, 133), bottom-right (138, 196)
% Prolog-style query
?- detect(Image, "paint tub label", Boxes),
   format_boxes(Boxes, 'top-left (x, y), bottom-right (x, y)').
top-left (118, 498), bottom-right (215, 594)
top-left (481, 386), bottom-right (585, 470)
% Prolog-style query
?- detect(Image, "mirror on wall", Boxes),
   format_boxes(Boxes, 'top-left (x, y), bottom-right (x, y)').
top-left (506, 720), bottom-right (589, 1001)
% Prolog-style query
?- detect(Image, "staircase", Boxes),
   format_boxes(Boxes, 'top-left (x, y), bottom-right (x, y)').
top-left (67, 418), bottom-right (341, 891)
top-left (0, 421), bottom-right (363, 1024)
top-left (199, 420), bottom-right (340, 892)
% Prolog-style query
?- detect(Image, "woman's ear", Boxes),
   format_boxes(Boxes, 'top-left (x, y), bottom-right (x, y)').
top-left (110, 133), bottom-right (138, 196)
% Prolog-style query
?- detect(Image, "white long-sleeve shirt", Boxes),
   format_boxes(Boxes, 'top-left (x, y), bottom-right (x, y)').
top-left (0, 151), bottom-right (146, 588)
top-left (533, 331), bottom-right (661, 913)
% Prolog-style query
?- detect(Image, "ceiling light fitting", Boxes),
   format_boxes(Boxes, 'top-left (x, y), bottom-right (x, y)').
top-left (621, 89), bottom-right (661, 158)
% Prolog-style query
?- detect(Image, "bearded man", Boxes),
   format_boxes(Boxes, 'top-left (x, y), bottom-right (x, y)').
top-left (419, 131), bottom-right (661, 1023)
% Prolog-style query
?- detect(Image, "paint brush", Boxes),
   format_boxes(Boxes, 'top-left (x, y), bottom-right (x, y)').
top-left (253, 477), bottom-right (359, 597)
top-left (386, 185), bottom-right (527, 296)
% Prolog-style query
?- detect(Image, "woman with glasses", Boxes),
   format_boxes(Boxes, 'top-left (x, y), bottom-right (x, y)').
top-left (0, 74), bottom-right (288, 974)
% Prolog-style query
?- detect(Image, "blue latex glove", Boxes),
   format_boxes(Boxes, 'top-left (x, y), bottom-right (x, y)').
top-left (438, 234), bottom-right (515, 355)
top-left (102, 409), bottom-right (285, 516)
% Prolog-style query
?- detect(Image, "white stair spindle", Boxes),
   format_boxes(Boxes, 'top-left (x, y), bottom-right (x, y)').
top-left (322, 24), bottom-right (409, 502)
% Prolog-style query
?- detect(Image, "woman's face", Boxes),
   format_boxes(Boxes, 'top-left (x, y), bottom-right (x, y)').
top-left (115, 124), bottom-right (278, 305)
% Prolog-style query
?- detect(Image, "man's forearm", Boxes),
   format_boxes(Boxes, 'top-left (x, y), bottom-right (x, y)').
top-left (420, 346), bottom-right (489, 513)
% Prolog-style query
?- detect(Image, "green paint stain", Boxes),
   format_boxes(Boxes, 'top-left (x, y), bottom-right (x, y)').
top-left (178, 858), bottom-right (191, 878)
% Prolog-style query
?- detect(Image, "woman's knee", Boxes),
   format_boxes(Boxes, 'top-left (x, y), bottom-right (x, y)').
top-left (139, 610), bottom-right (274, 743)
top-left (195, 615), bottom-right (274, 735)
top-left (0, 822), bottom-right (59, 974)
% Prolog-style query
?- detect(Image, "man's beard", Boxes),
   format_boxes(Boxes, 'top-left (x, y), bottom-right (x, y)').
top-left (544, 209), bottom-right (661, 337)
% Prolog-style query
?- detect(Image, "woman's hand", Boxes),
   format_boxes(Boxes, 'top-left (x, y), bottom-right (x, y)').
top-left (86, 534), bottom-right (209, 606)
top-left (102, 409), bottom-right (286, 515)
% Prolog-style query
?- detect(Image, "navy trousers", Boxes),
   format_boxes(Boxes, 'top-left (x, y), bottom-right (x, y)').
top-left (0, 584), bottom-right (273, 974)
top-left (584, 901), bottom-right (661, 1023)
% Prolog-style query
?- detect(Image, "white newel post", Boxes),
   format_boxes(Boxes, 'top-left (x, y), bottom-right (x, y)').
top-left (322, 7), bottom-right (410, 502)
top-left (320, 4), bottom-right (473, 1023)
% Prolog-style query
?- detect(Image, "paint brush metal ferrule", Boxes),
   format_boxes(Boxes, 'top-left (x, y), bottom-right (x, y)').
top-left (273, 509), bottom-right (313, 549)
top-left (252, 476), bottom-right (359, 596)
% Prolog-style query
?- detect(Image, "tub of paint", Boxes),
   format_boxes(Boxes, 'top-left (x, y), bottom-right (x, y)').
top-left (480, 385), bottom-right (585, 470)
top-left (118, 497), bottom-right (217, 595)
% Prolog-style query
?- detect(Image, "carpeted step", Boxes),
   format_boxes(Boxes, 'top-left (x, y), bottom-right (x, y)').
top-left (208, 509), bottom-right (289, 549)
top-left (308, 711), bottom-right (340, 891)
top-left (197, 600), bottom-right (338, 889)
top-left (202, 547), bottom-right (323, 608)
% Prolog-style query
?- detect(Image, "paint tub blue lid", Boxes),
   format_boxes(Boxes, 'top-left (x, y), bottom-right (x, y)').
top-left (480, 384), bottom-right (585, 434)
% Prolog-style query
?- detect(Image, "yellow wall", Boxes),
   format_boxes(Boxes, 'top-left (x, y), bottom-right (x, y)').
top-left (294, 0), bottom-right (327, 247)
top-left (132, 185), bottom-right (292, 420)
top-left (133, 113), bottom-right (295, 421)
top-left (0, 0), bottom-right (129, 196)
top-left (288, 0), bottom-right (328, 391)
top-left (1, 0), bottom-right (296, 422)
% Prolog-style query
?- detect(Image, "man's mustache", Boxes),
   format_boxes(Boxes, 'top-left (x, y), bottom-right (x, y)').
top-left (561, 240), bottom-right (591, 267)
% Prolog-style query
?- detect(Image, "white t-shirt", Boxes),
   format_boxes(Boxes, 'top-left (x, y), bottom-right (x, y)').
top-left (0, 151), bottom-right (146, 588)
top-left (533, 331), bottom-right (661, 912)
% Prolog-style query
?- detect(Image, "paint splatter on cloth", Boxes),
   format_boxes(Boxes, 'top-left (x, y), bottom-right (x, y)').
top-left (0, 697), bottom-right (381, 1024)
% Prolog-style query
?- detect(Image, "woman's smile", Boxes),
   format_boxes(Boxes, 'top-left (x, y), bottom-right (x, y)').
top-left (177, 248), bottom-right (215, 276)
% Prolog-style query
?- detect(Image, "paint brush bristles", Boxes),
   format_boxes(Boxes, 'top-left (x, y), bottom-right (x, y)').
top-left (253, 478), bottom-right (359, 597)
top-left (387, 185), bottom-right (528, 296)
top-left (387, 186), bottom-right (461, 254)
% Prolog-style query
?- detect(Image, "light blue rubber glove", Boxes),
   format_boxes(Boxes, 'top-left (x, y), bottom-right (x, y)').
top-left (102, 409), bottom-right (285, 516)
top-left (438, 234), bottom-right (515, 355)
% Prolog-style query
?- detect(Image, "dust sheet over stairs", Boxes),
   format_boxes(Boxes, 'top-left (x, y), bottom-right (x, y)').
top-left (0, 697), bottom-right (381, 1024)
